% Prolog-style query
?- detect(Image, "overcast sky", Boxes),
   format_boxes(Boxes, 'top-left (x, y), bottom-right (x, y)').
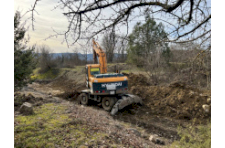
top-left (14, 0), bottom-right (138, 53)
top-left (14, 0), bottom-right (73, 53)
top-left (14, 0), bottom-right (211, 53)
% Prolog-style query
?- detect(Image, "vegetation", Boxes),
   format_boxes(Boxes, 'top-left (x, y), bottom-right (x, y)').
top-left (170, 123), bottom-right (211, 148)
top-left (14, 11), bottom-right (36, 90)
top-left (31, 68), bottom-right (60, 80)
top-left (14, 103), bottom-right (147, 147)
top-left (127, 16), bottom-right (171, 65)
top-left (15, 103), bottom-right (100, 147)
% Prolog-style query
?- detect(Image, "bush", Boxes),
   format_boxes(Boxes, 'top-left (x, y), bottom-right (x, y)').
top-left (37, 45), bottom-right (57, 73)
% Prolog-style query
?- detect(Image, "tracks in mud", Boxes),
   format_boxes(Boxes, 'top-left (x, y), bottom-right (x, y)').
top-left (113, 105), bottom-right (184, 142)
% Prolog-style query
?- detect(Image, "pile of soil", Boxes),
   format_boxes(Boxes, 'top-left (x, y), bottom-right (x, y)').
top-left (127, 73), bottom-right (211, 121)
top-left (49, 74), bottom-right (85, 100)
top-left (125, 73), bottom-right (150, 88)
top-left (14, 93), bottom-right (44, 111)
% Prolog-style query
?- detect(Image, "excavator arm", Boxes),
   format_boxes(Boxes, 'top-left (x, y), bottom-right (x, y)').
top-left (92, 39), bottom-right (107, 74)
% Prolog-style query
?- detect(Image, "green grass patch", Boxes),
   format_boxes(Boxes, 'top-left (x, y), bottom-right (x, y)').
top-left (31, 68), bottom-right (61, 80)
top-left (31, 66), bottom-right (85, 80)
top-left (170, 123), bottom-right (211, 148)
top-left (61, 65), bottom-right (84, 73)
top-left (15, 103), bottom-right (107, 147)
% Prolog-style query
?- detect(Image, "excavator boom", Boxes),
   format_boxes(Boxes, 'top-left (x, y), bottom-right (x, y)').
top-left (92, 39), bottom-right (107, 74)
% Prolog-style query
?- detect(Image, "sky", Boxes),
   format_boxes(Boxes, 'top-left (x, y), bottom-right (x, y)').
top-left (14, 0), bottom-right (149, 53)
top-left (14, 0), bottom-right (137, 53)
top-left (14, 0), bottom-right (72, 53)
top-left (14, 0), bottom-right (211, 53)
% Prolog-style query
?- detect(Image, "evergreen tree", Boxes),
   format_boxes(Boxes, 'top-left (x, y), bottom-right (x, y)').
top-left (14, 11), bottom-right (36, 90)
top-left (127, 16), bottom-right (171, 64)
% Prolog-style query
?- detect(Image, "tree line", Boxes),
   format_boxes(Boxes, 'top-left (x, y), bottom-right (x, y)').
top-left (14, 11), bottom-right (211, 90)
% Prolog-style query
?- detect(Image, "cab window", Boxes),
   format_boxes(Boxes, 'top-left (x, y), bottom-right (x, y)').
top-left (90, 68), bottom-right (100, 75)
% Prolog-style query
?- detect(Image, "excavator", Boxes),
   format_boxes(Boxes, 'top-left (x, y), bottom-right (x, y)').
top-left (79, 39), bottom-right (142, 115)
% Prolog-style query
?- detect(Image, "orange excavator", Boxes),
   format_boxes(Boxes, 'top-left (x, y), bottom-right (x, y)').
top-left (79, 39), bottom-right (142, 115)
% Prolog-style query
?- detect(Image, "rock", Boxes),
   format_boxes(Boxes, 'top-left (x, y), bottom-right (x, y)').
top-left (202, 104), bottom-right (210, 113)
top-left (128, 128), bottom-right (141, 137)
top-left (149, 135), bottom-right (165, 145)
top-left (207, 98), bottom-right (211, 104)
top-left (116, 138), bottom-right (122, 144)
top-left (19, 102), bottom-right (34, 115)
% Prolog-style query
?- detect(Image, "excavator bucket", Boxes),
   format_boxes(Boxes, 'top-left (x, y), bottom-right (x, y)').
top-left (110, 94), bottom-right (143, 115)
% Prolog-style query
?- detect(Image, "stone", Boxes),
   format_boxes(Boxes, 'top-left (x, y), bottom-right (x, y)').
top-left (149, 135), bottom-right (165, 145)
top-left (202, 104), bottom-right (210, 113)
top-left (19, 102), bottom-right (34, 115)
top-left (207, 98), bottom-right (211, 104)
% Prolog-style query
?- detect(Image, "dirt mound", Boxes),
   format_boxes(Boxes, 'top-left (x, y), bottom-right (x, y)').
top-left (128, 74), bottom-right (211, 122)
top-left (49, 73), bottom-right (85, 100)
top-left (124, 73), bottom-right (150, 88)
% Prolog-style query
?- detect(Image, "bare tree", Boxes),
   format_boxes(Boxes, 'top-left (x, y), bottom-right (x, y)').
top-left (115, 35), bottom-right (128, 63)
top-left (74, 42), bottom-right (91, 64)
top-left (37, 45), bottom-right (56, 73)
top-left (30, 0), bottom-right (211, 47)
top-left (102, 27), bottom-right (117, 63)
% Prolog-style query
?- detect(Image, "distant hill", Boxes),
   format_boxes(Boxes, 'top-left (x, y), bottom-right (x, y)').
top-left (48, 53), bottom-right (124, 61)
top-left (50, 53), bottom-right (93, 61)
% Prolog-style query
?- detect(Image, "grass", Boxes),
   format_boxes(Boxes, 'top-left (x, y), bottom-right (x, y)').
top-left (30, 64), bottom-right (145, 81)
top-left (170, 123), bottom-right (211, 148)
top-left (14, 103), bottom-right (108, 147)
top-left (31, 68), bottom-right (61, 80)
top-left (61, 65), bottom-right (84, 73)
top-left (31, 66), bottom-right (85, 80)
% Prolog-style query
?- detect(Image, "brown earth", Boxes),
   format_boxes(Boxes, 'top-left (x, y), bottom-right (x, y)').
top-left (15, 71), bottom-right (211, 147)
top-left (126, 73), bottom-right (211, 123)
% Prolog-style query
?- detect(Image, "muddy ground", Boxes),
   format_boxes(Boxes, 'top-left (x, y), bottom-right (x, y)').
top-left (14, 70), bottom-right (211, 147)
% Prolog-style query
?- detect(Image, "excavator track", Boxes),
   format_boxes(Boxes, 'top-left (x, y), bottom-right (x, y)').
top-left (110, 94), bottom-right (143, 115)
